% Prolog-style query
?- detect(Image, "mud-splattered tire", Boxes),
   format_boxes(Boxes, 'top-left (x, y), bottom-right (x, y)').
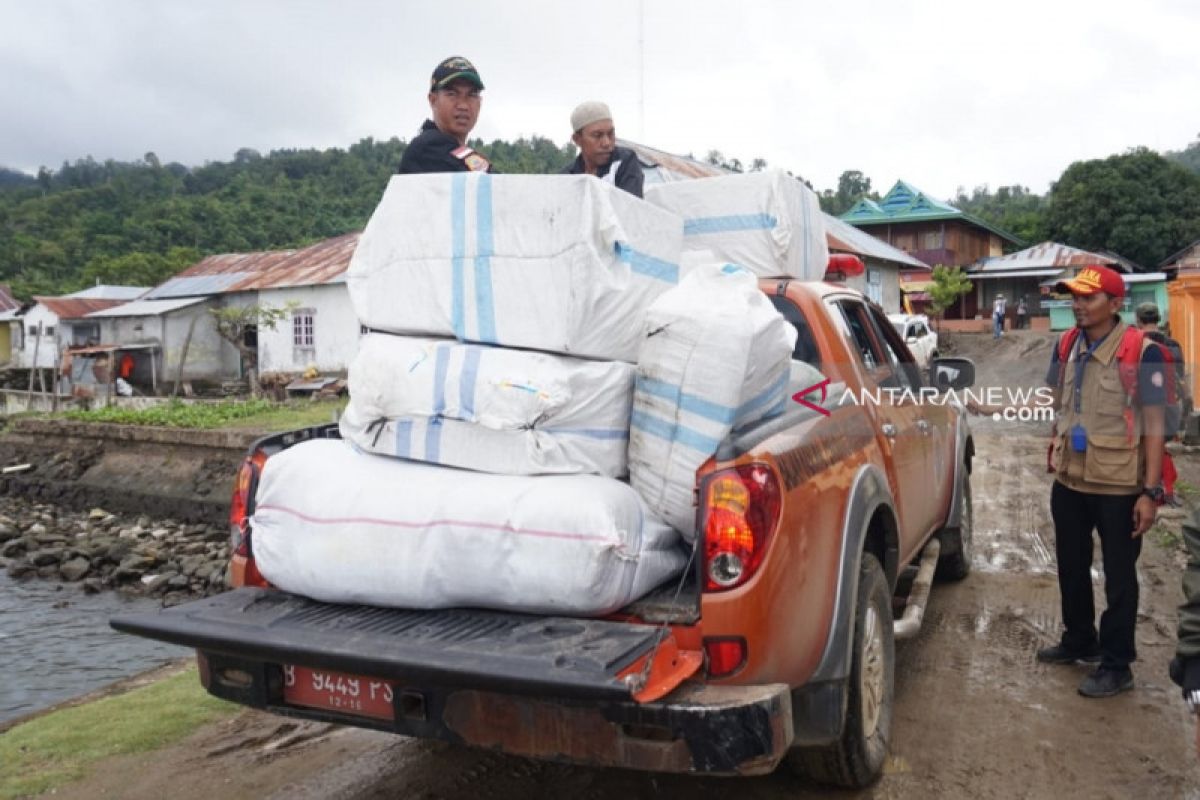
top-left (787, 553), bottom-right (894, 788)
top-left (936, 472), bottom-right (972, 582)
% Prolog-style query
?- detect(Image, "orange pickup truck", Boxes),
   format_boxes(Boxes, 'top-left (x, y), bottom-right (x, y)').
top-left (113, 278), bottom-right (975, 789)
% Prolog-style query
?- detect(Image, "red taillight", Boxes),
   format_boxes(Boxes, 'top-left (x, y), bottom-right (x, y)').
top-left (229, 449), bottom-right (267, 556)
top-left (702, 463), bottom-right (781, 592)
top-left (703, 637), bottom-right (747, 678)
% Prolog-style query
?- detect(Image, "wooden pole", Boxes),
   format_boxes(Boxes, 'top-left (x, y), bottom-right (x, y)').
top-left (30, 322), bottom-right (42, 396)
top-left (173, 314), bottom-right (199, 398)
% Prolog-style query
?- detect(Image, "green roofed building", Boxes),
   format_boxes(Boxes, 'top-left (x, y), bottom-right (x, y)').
top-left (842, 180), bottom-right (1024, 318)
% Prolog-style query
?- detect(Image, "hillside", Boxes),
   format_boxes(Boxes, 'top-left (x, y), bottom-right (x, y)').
top-left (0, 136), bottom-right (574, 299)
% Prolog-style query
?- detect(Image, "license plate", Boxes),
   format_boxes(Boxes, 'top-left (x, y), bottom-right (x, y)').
top-left (282, 665), bottom-right (396, 721)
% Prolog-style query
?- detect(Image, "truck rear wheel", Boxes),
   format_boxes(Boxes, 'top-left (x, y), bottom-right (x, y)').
top-left (787, 552), bottom-right (893, 788)
top-left (936, 472), bottom-right (972, 582)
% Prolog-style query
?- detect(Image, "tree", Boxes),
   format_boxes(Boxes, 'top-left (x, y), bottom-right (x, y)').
top-left (1045, 147), bottom-right (1200, 268)
top-left (1164, 133), bottom-right (1200, 175)
top-left (819, 170), bottom-right (877, 215)
top-left (209, 303), bottom-right (293, 397)
top-left (926, 265), bottom-right (973, 328)
top-left (952, 184), bottom-right (1046, 246)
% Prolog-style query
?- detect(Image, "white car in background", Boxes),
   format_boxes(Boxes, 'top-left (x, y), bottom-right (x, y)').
top-left (889, 313), bottom-right (939, 369)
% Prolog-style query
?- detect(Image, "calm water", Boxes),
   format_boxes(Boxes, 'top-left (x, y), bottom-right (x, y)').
top-left (0, 571), bottom-right (188, 724)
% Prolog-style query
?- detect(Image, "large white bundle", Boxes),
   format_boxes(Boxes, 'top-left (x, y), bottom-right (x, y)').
top-left (644, 169), bottom-right (829, 280)
top-left (348, 173), bottom-right (684, 362)
top-left (252, 439), bottom-right (686, 616)
top-left (339, 334), bottom-right (634, 477)
top-left (629, 264), bottom-right (796, 537)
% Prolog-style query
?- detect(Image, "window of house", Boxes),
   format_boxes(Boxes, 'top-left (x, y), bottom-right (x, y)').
top-left (44, 326), bottom-right (55, 337)
top-left (866, 269), bottom-right (883, 305)
top-left (27, 326), bottom-right (36, 338)
top-left (293, 309), bottom-right (315, 348)
top-left (922, 231), bottom-right (941, 250)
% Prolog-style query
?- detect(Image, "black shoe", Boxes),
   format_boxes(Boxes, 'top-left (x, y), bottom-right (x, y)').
top-left (1036, 643), bottom-right (1101, 665)
top-left (1078, 667), bottom-right (1134, 698)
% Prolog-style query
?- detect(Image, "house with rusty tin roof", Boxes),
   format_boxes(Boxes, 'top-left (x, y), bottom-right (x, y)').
top-left (113, 232), bottom-right (361, 385)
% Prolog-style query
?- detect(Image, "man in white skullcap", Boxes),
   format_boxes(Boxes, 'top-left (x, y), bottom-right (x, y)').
top-left (561, 101), bottom-right (644, 197)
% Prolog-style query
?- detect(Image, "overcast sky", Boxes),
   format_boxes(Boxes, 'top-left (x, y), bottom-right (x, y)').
top-left (3, 0), bottom-right (1197, 199)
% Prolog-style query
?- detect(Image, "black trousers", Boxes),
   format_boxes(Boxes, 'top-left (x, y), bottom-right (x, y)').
top-left (1050, 481), bottom-right (1142, 669)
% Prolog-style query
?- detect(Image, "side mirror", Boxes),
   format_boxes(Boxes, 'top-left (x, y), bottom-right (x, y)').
top-left (931, 357), bottom-right (976, 390)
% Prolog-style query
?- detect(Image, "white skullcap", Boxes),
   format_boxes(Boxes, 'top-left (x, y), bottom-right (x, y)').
top-left (571, 101), bottom-right (613, 132)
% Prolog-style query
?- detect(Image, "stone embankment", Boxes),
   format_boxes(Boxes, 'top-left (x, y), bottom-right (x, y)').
top-left (0, 417), bottom-right (258, 603)
top-left (0, 496), bottom-right (230, 605)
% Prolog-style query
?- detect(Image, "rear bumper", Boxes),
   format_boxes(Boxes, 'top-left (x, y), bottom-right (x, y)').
top-left (200, 650), bottom-right (794, 775)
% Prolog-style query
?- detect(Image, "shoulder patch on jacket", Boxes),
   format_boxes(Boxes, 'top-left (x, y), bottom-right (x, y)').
top-left (451, 146), bottom-right (491, 172)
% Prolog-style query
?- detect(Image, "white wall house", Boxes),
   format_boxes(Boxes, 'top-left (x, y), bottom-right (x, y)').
top-left (137, 232), bottom-right (361, 384)
top-left (12, 287), bottom-right (146, 371)
top-left (256, 280), bottom-right (360, 374)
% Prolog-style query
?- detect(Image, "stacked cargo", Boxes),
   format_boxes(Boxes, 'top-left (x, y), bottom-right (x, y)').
top-left (644, 168), bottom-right (829, 280)
top-left (628, 263), bottom-right (797, 536)
top-left (251, 173), bottom-right (691, 615)
top-left (250, 169), bottom-right (825, 615)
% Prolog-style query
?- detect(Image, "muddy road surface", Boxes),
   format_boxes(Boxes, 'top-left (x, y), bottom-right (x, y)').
top-left (41, 332), bottom-right (1200, 798)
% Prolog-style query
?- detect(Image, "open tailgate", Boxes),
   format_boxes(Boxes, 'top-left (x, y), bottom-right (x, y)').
top-left (112, 587), bottom-right (701, 703)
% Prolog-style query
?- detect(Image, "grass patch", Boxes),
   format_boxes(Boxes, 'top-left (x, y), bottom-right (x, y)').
top-left (0, 665), bottom-right (235, 799)
top-left (57, 398), bottom-right (344, 432)
top-left (218, 398), bottom-right (345, 432)
top-left (1176, 480), bottom-right (1199, 504)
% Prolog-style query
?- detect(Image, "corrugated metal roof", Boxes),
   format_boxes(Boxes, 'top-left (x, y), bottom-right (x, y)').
top-left (144, 273), bottom-right (254, 299)
top-left (823, 213), bottom-right (928, 269)
top-left (618, 140), bottom-right (730, 182)
top-left (0, 285), bottom-right (20, 313)
top-left (85, 297), bottom-right (207, 318)
top-left (67, 285), bottom-right (148, 300)
top-left (144, 232), bottom-right (360, 299)
top-left (972, 268), bottom-right (1068, 280)
top-left (970, 242), bottom-right (1119, 274)
top-left (32, 296), bottom-right (131, 320)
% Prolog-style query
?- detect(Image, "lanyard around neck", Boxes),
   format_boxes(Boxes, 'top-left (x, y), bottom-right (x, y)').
top-left (1072, 329), bottom-right (1112, 414)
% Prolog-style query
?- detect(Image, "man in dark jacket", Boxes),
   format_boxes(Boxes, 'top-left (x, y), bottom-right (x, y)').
top-left (398, 56), bottom-right (494, 175)
top-left (561, 101), bottom-right (644, 197)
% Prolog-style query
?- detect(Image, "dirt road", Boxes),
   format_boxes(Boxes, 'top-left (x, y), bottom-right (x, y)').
top-left (47, 332), bottom-right (1200, 799)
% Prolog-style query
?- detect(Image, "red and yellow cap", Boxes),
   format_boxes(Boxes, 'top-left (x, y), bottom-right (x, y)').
top-left (1054, 265), bottom-right (1125, 299)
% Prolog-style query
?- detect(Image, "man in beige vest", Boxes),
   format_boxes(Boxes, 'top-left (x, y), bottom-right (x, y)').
top-left (1037, 264), bottom-right (1166, 697)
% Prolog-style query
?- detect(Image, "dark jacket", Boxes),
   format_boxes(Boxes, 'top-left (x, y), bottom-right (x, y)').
top-left (1171, 509), bottom-right (1200, 696)
top-left (561, 145), bottom-right (644, 197)
top-left (397, 120), bottom-right (494, 174)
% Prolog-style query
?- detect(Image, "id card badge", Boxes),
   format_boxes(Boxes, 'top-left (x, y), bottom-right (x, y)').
top-left (1070, 423), bottom-right (1087, 453)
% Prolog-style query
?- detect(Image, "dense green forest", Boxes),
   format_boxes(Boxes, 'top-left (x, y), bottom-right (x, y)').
top-left (0, 136), bottom-right (574, 299)
top-left (2, 133), bottom-right (1200, 301)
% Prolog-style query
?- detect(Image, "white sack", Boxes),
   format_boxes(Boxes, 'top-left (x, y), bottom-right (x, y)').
top-left (629, 263), bottom-right (796, 537)
top-left (251, 439), bottom-right (686, 616)
top-left (339, 333), bottom-right (634, 477)
top-left (644, 169), bottom-right (829, 280)
top-left (348, 173), bottom-right (684, 362)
